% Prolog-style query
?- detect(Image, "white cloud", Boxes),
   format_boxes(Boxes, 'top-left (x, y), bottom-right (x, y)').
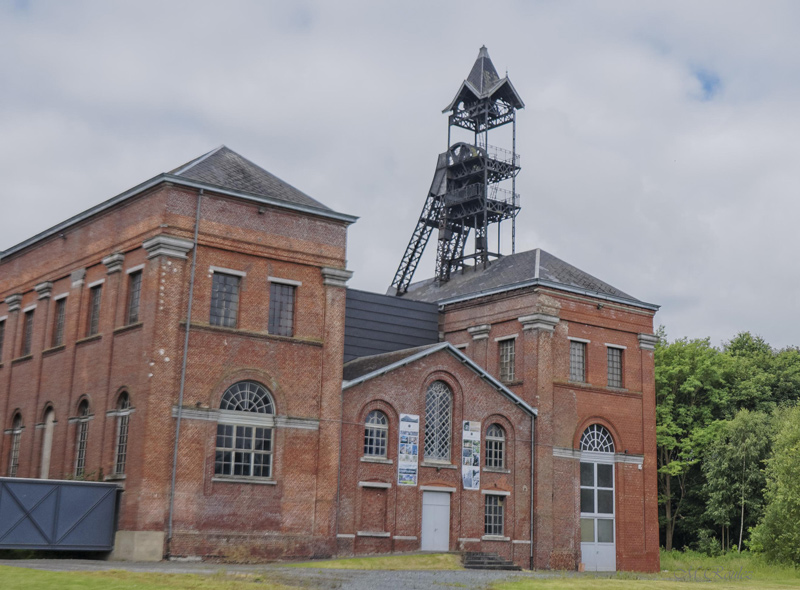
top-left (1, 0), bottom-right (799, 347)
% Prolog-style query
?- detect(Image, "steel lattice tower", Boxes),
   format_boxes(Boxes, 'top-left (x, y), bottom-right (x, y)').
top-left (391, 46), bottom-right (525, 294)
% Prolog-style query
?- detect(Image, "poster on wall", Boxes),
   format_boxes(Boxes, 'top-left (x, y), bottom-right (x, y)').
top-left (461, 420), bottom-right (481, 490)
top-left (397, 413), bottom-right (420, 486)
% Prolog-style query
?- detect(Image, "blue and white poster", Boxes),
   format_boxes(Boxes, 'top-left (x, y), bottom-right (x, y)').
top-left (398, 413), bottom-right (419, 486)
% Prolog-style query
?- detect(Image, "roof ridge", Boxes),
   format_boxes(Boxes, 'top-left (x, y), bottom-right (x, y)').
top-left (172, 145), bottom-right (227, 176)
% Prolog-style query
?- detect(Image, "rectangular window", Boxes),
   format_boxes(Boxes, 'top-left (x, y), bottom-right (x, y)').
top-left (569, 341), bottom-right (586, 382)
top-left (75, 421), bottom-right (89, 477)
top-left (210, 273), bottom-right (240, 328)
top-left (86, 285), bottom-right (102, 336)
top-left (607, 347), bottom-right (623, 388)
top-left (126, 271), bottom-right (142, 325)
top-left (52, 299), bottom-right (66, 347)
top-left (21, 310), bottom-right (34, 356)
top-left (0, 319), bottom-right (5, 361)
top-left (268, 283), bottom-right (295, 337)
top-left (484, 494), bottom-right (505, 536)
top-left (214, 424), bottom-right (273, 478)
top-left (498, 339), bottom-right (515, 382)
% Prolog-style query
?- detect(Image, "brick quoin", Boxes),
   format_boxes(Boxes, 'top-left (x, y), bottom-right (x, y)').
top-left (0, 148), bottom-right (659, 572)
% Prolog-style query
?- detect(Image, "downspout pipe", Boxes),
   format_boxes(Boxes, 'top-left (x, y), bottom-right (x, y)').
top-left (530, 414), bottom-right (536, 570)
top-left (167, 189), bottom-right (203, 556)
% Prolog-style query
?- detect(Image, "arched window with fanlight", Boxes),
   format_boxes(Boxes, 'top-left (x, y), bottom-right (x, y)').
top-left (113, 392), bottom-right (132, 476)
top-left (74, 400), bottom-right (91, 477)
top-left (424, 380), bottom-right (452, 462)
top-left (214, 381), bottom-right (275, 480)
top-left (363, 410), bottom-right (388, 457)
top-left (579, 424), bottom-right (616, 572)
top-left (7, 412), bottom-right (23, 477)
top-left (485, 423), bottom-right (506, 469)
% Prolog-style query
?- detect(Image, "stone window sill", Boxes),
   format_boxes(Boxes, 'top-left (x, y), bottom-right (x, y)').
top-left (114, 322), bottom-right (143, 335)
top-left (483, 467), bottom-right (511, 474)
top-left (212, 476), bottom-right (277, 485)
top-left (357, 531), bottom-right (391, 538)
top-left (76, 334), bottom-right (102, 346)
top-left (361, 456), bottom-right (393, 465)
top-left (105, 474), bottom-right (126, 481)
top-left (500, 379), bottom-right (523, 387)
top-left (11, 355), bottom-right (33, 365)
top-left (420, 461), bottom-right (457, 470)
top-left (42, 345), bottom-right (66, 357)
top-left (482, 535), bottom-right (510, 542)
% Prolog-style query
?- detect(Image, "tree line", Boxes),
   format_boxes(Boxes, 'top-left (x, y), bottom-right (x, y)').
top-left (655, 329), bottom-right (800, 562)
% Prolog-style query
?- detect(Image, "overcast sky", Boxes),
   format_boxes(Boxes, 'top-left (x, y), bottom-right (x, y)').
top-left (1, 1), bottom-right (799, 348)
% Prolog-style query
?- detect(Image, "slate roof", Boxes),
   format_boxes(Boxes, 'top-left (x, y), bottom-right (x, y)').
top-left (401, 248), bottom-right (658, 310)
top-left (467, 46), bottom-right (501, 95)
top-left (343, 344), bottom-right (440, 382)
top-left (443, 46), bottom-right (525, 112)
top-left (172, 146), bottom-right (332, 211)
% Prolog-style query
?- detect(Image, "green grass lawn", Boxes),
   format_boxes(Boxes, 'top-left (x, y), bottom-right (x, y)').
top-left (0, 566), bottom-right (297, 590)
top-left (287, 552), bottom-right (463, 570)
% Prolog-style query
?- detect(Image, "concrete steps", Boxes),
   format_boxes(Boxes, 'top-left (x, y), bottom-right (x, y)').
top-left (462, 551), bottom-right (522, 571)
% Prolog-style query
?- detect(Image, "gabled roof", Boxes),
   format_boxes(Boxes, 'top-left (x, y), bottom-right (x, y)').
top-left (1, 146), bottom-right (356, 260)
top-left (342, 341), bottom-right (537, 416)
top-left (172, 146), bottom-right (332, 211)
top-left (443, 46), bottom-right (525, 113)
top-left (401, 248), bottom-right (659, 311)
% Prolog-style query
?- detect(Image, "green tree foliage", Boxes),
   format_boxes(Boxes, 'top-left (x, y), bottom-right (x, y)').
top-left (655, 330), bottom-right (729, 550)
top-left (702, 409), bottom-right (771, 552)
top-left (749, 405), bottom-right (800, 563)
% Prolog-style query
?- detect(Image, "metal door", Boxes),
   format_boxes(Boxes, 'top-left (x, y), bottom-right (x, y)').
top-left (421, 491), bottom-right (450, 551)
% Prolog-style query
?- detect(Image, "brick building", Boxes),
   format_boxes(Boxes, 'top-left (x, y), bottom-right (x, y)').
top-left (0, 50), bottom-right (660, 572)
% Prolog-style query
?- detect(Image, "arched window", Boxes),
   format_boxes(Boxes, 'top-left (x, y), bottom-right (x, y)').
top-left (363, 410), bottom-right (388, 457)
top-left (40, 407), bottom-right (55, 479)
top-left (215, 381), bottom-right (275, 479)
top-left (74, 400), bottom-right (91, 477)
top-left (424, 380), bottom-right (452, 462)
top-left (485, 423), bottom-right (506, 469)
top-left (580, 424), bottom-right (615, 453)
top-left (113, 392), bottom-right (132, 476)
top-left (7, 413), bottom-right (23, 477)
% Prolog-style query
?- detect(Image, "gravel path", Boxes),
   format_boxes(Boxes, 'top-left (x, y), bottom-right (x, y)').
top-left (0, 559), bottom-right (556, 590)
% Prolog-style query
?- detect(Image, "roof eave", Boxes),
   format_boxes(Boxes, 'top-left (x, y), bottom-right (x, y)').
top-left (1, 174), bottom-right (358, 261)
top-left (342, 342), bottom-right (537, 417)
top-left (430, 278), bottom-right (660, 312)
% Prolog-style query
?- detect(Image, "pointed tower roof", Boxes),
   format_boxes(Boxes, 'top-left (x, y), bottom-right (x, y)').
top-left (444, 46), bottom-right (525, 113)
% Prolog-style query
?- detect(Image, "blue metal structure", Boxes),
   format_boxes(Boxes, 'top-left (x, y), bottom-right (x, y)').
top-left (0, 477), bottom-right (121, 551)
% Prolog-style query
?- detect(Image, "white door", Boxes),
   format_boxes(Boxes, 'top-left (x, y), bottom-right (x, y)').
top-left (580, 461), bottom-right (616, 572)
top-left (421, 491), bottom-right (450, 551)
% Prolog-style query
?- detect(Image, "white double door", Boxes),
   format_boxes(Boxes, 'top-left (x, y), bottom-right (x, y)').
top-left (580, 461), bottom-right (616, 572)
top-left (421, 491), bottom-right (450, 551)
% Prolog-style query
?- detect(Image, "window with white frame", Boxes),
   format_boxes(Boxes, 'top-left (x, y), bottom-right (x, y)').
top-left (580, 424), bottom-right (615, 546)
top-left (363, 410), bottom-right (388, 457)
top-left (7, 412), bottom-right (22, 477)
top-left (215, 381), bottom-right (275, 479)
top-left (485, 423), bottom-right (506, 469)
top-left (113, 392), bottom-right (132, 476)
top-left (569, 340), bottom-right (586, 382)
top-left (424, 380), bottom-right (452, 462)
top-left (498, 339), bottom-right (515, 382)
top-left (607, 347), bottom-right (623, 388)
top-left (484, 494), bottom-right (505, 536)
top-left (210, 272), bottom-right (240, 328)
top-left (74, 400), bottom-right (90, 477)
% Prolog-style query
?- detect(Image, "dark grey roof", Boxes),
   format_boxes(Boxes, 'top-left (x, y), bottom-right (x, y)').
top-left (467, 46), bottom-right (501, 94)
top-left (343, 344), bottom-right (441, 382)
top-left (401, 248), bottom-right (657, 310)
top-left (172, 146), bottom-right (332, 211)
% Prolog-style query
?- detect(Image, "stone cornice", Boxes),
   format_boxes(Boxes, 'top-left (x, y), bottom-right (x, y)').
top-left (638, 333), bottom-right (659, 350)
top-left (143, 235), bottom-right (194, 260)
top-left (518, 313), bottom-right (560, 332)
top-left (321, 267), bottom-right (353, 287)
top-left (102, 252), bottom-right (126, 274)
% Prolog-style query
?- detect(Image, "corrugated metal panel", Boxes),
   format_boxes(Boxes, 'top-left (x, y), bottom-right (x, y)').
top-left (344, 289), bottom-right (439, 362)
top-left (0, 478), bottom-right (121, 551)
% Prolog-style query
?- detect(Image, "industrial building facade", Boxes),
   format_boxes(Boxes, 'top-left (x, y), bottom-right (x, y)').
top-left (0, 50), bottom-right (660, 572)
